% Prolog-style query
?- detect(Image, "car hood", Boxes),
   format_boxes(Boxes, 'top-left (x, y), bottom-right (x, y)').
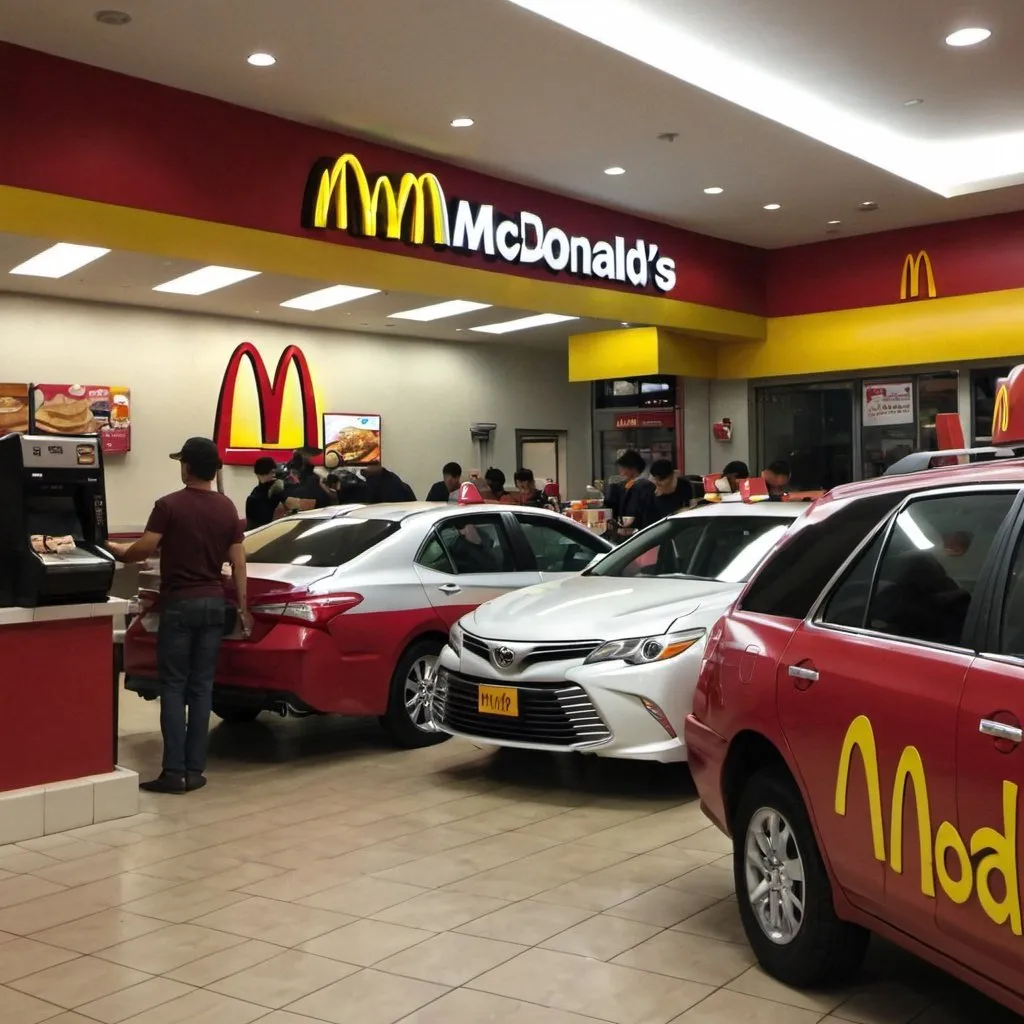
top-left (463, 574), bottom-right (738, 642)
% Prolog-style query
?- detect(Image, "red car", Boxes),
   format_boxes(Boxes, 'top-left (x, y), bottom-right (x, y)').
top-left (686, 453), bottom-right (1024, 1014)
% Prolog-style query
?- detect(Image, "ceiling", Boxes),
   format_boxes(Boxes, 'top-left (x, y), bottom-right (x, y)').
top-left (1, 0), bottom-right (1022, 248)
top-left (0, 234), bottom-right (617, 345)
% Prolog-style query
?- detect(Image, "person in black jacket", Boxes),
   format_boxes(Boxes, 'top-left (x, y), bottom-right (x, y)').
top-left (363, 462), bottom-right (416, 503)
top-left (641, 459), bottom-right (694, 527)
top-left (245, 457), bottom-right (279, 529)
top-left (606, 450), bottom-right (653, 539)
top-left (513, 468), bottom-right (547, 508)
top-left (426, 462), bottom-right (462, 502)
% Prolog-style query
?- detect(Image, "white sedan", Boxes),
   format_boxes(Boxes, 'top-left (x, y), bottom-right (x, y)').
top-left (432, 502), bottom-right (803, 761)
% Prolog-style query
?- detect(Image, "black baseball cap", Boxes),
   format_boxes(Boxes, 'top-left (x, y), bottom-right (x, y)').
top-left (170, 437), bottom-right (222, 479)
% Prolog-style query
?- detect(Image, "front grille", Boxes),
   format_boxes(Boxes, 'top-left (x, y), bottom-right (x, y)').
top-left (463, 631), bottom-right (600, 667)
top-left (434, 671), bottom-right (611, 748)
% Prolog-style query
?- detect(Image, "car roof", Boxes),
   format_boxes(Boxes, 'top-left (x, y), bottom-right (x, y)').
top-left (669, 502), bottom-right (805, 520)
top-left (289, 502), bottom-right (570, 524)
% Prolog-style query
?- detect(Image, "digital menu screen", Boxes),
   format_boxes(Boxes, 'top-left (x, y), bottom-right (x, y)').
top-left (323, 413), bottom-right (381, 466)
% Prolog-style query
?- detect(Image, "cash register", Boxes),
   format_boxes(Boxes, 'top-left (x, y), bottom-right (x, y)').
top-left (0, 433), bottom-right (115, 607)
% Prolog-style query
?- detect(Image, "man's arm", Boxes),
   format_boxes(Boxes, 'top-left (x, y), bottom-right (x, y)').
top-left (228, 541), bottom-right (252, 635)
top-left (108, 531), bottom-right (162, 563)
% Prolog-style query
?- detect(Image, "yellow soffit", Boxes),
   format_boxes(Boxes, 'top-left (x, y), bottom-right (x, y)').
top-left (0, 185), bottom-right (765, 342)
top-left (568, 327), bottom-right (718, 381)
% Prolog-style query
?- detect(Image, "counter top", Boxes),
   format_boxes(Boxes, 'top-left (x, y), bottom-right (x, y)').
top-left (0, 597), bottom-right (133, 627)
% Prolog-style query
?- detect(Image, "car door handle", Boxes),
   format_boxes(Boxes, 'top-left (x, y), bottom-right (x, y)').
top-left (979, 719), bottom-right (1023, 743)
top-left (787, 665), bottom-right (819, 682)
top-left (437, 583), bottom-right (462, 595)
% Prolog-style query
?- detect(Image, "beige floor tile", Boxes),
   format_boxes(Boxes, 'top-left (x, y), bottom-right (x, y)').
top-left (0, 876), bottom-right (67, 910)
top-left (285, 967), bottom-right (448, 1024)
top-left (469, 948), bottom-right (713, 1024)
top-left (110, 988), bottom-right (265, 1024)
top-left (456, 900), bottom-right (592, 945)
top-left (31, 1014), bottom-right (97, 1024)
top-left (375, 930), bottom-right (524, 986)
top-left (830, 979), bottom-right (935, 1024)
top-left (31, 853), bottom-right (132, 889)
top-left (121, 882), bottom-right (249, 923)
top-left (727, 965), bottom-right (849, 1015)
top-left (74, 978), bottom-right (194, 1024)
top-left (540, 915), bottom-right (663, 961)
top-left (163, 939), bottom-right (284, 987)
top-left (580, 810), bottom-right (706, 854)
top-left (0, 937), bottom-right (80, 982)
top-left (665, 865), bottom-right (736, 901)
top-left (191, 897), bottom-right (355, 946)
top-left (0, 850), bottom-right (61, 874)
top-left (384, 826), bottom-right (481, 855)
top-left (515, 807), bottom-right (655, 843)
top-left (673, 989), bottom-right (822, 1023)
top-left (209, 949), bottom-right (357, 1008)
top-left (10, 956), bottom-right (152, 1009)
top-left (533, 875), bottom-right (658, 913)
top-left (95, 923), bottom-right (245, 973)
top-left (299, 919), bottom-right (434, 966)
top-left (613, 928), bottom-right (756, 987)
top-left (0, 984), bottom-right (65, 1024)
top-left (396, 985), bottom-right (608, 1023)
top-left (672, 826), bottom-right (734, 856)
top-left (297, 878), bottom-right (426, 917)
top-left (20, 839), bottom-right (114, 863)
top-left (132, 852), bottom-right (247, 884)
top-left (188, 862), bottom-right (284, 891)
top-left (605, 886), bottom-right (719, 928)
top-left (372, 891), bottom-right (508, 931)
top-left (671, 900), bottom-right (746, 945)
top-left (32, 910), bottom-right (169, 954)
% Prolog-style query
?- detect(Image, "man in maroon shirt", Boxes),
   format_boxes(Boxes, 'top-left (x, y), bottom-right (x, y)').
top-left (109, 438), bottom-right (250, 794)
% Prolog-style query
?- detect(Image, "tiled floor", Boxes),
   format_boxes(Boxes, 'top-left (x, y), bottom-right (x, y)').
top-left (0, 695), bottom-right (1019, 1024)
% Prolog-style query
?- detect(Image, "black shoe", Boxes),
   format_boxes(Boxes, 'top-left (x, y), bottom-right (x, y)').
top-left (186, 772), bottom-right (207, 792)
top-left (139, 771), bottom-right (187, 794)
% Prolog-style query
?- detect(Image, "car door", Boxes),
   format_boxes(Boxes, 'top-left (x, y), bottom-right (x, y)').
top-left (413, 511), bottom-right (539, 629)
top-left (940, 492), bottom-right (1024, 984)
top-left (510, 512), bottom-right (610, 581)
top-left (776, 488), bottom-right (1017, 937)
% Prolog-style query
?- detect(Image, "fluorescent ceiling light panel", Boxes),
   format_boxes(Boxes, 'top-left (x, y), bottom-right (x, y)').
top-left (471, 313), bottom-right (579, 335)
top-left (280, 284), bottom-right (379, 311)
top-left (154, 266), bottom-right (260, 295)
top-left (10, 243), bottom-right (111, 278)
top-left (389, 299), bottom-right (491, 322)
top-left (505, 0), bottom-right (1023, 197)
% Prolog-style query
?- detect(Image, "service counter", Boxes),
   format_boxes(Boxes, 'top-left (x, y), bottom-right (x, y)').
top-left (0, 598), bottom-right (139, 845)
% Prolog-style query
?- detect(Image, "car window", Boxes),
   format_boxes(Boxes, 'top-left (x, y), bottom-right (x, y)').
top-left (244, 517), bottom-right (399, 567)
top-left (823, 491), bottom-right (1016, 647)
top-left (999, 533), bottom-right (1024, 657)
top-left (417, 532), bottom-right (455, 575)
top-left (516, 515), bottom-right (608, 573)
top-left (740, 493), bottom-right (904, 619)
top-left (590, 514), bottom-right (790, 583)
top-left (430, 515), bottom-right (517, 575)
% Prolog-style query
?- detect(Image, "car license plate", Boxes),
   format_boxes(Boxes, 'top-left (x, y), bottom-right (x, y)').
top-left (478, 685), bottom-right (519, 717)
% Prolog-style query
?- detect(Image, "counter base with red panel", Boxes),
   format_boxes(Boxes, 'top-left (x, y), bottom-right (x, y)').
top-left (0, 601), bottom-right (139, 845)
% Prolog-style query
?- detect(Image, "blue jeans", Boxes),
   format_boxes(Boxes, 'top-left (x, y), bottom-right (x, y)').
top-left (156, 596), bottom-right (226, 774)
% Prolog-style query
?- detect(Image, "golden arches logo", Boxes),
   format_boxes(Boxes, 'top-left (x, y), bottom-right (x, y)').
top-left (900, 250), bottom-right (937, 300)
top-left (993, 384), bottom-right (1011, 436)
top-left (302, 153), bottom-right (450, 246)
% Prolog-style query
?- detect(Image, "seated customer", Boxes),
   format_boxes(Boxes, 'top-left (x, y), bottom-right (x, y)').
top-left (484, 467), bottom-right (517, 504)
top-left (513, 468), bottom-right (547, 507)
top-left (762, 460), bottom-right (791, 501)
top-left (642, 460), bottom-right (694, 526)
top-left (426, 462), bottom-right (462, 502)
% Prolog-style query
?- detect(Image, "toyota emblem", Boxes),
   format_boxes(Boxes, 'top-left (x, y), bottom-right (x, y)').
top-left (492, 646), bottom-right (516, 669)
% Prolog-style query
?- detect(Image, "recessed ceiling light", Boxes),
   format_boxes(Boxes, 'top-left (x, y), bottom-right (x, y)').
top-left (10, 243), bottom-right (111, 278)
top-left (858, 201), bottom-right (879, 211)
top-left (280, 284), bottom-right (379, 311)
top-left (763, 203), bottom-right (781, 211)
top-left (388, 299), bottom-right (491, 322)
top-left (94, 10), bottom-right (131, 26)
top-left (703, 186), bottom-right (724, 195)
top-left (247, 52), bottom-right (276, 67)
top-left (153, 266), bottom-right (260, 295)
top-left (945, 27), bottom-right (991, 47)
top-left (620, 322), bottom-right (631, 326)
top-left (450, 117), bottom-right (475, 128)
top-left (604, 166), bottom-right (626, 176)
top-left (903, 98), bottom-right (924, 107)
top-left (471, 313), bottom-right (579, 335)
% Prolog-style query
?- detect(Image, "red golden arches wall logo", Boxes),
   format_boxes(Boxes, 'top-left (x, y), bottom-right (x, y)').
top-left (213, 342), bottom-right (320, 465)
top-left (992, 364), bottom-right (1024, 446)
top-left (900, 250), bottom-right (937, 301)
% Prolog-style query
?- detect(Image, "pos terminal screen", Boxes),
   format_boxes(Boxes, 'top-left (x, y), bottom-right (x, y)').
top-left (24, 495), bottom-right (85, 540)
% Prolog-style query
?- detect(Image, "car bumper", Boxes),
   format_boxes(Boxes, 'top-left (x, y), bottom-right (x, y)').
top-left (684, 713), bottom-right (730, 834)
top-left (433, 643), bottom-right (702, 762)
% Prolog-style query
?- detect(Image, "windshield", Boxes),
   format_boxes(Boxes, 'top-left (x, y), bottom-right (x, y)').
top-left (591, 514), bottom-right (791, 583)
top-left (244, 516), bottom-right (399, 567)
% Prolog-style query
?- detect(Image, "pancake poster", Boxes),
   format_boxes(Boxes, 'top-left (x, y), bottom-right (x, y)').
top-left (32, 384), bottom-right (131, 454)
top-left (0, 383), bottom-right (30, 436)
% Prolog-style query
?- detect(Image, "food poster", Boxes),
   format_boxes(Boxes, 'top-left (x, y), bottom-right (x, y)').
top-left (323, 413), bottom-right (381, 465)
top-left (0, 383), bottom-right (30, 436)
top-left (32, 384), bottom-right (132, 453)
top-left (863, 381), bottom-right (914, 426)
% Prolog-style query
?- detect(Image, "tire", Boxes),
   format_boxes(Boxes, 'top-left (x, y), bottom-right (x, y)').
top-left (380, 639), bottom-right (451, 749)
top-left (212, 704), bottom-right (261, 724)
top-left (733, 769), bottom-right (869, 988)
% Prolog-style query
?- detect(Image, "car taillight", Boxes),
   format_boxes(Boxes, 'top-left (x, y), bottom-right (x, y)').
top-left (251, 593), bottom-right (363, 628)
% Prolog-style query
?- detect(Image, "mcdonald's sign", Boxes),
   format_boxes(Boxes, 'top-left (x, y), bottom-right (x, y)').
top-left (992, 364), bottom-right (1024, 446)
top-left (899, 250), bottom-right (937, 301)
top-left (213, 342), bottom-right (320, 465)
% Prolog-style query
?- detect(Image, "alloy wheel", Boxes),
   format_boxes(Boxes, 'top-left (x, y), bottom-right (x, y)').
top-left (404, 654), bottom-right (440, 732)
top-left (744, 806), bottom-right (806, 945)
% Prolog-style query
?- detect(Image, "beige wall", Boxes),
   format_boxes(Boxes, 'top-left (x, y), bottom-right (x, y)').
top-left (683, 377), bottom-right (751, 476)
top-left (0, 295), bottom-right (592, 532)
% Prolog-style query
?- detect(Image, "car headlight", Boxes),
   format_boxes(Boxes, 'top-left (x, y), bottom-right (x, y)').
top-left (584, 628), bottom-right (705, 666)
top-left (449, 620), bottom-right (464, 657)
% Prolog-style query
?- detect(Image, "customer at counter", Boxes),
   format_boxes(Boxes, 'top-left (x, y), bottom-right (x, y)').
top-left (245, 457), bottom-right (280, 529)
top-left (643, 459), bottom-right (694, 526)
top-left (762, 460), bottom-right (792, 500)
top-left (484, 467), bottom-right (516, 504)
top-left (275, 447), bottom-right (336, 516)
top-left (513, 468), bottom-right (547, 507)
top-left (363, 461), bottom-right (416, 502)
top-left (605, 450), bottom-right (653, 539)
top-left (426, 462), bottom-right (462, 502)
top-left (108, 437), bottom-right (249, 795)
